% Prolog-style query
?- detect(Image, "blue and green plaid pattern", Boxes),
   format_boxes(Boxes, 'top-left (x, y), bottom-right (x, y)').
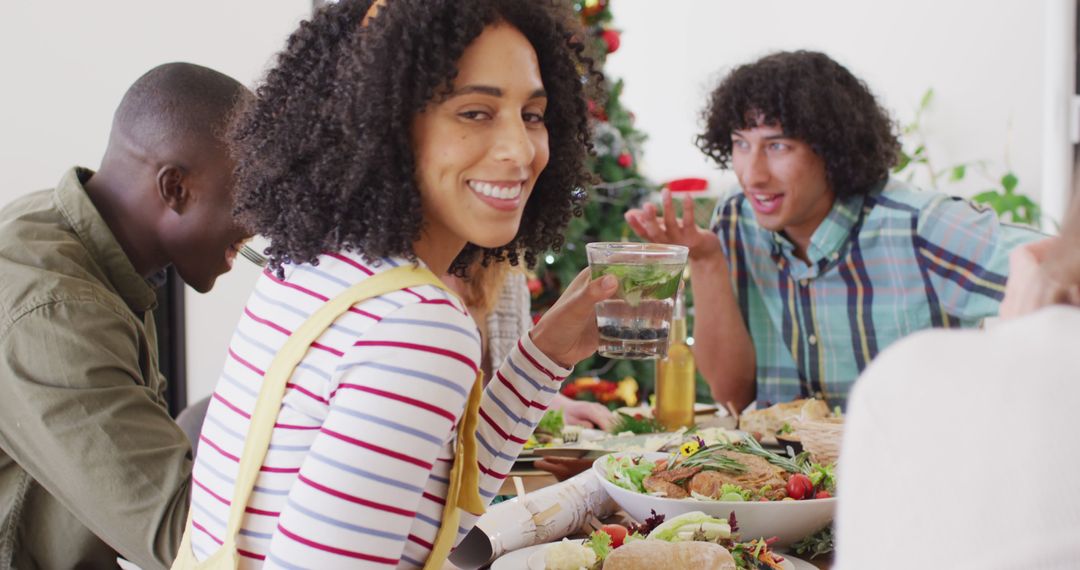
top-left (712, 178), bottom-right (1043, 410)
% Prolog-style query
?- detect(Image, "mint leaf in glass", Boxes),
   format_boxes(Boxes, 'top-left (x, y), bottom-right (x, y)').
top-left (591, 263), bottom-right (682, 305)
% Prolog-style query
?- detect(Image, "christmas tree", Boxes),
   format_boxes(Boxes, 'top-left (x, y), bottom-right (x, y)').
top-left (529, 0), bottom-right (658, 395)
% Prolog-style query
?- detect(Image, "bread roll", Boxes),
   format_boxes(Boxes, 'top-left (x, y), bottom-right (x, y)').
top-left (602, 540), bottom-right (736, 570)
top-left (739, 398), bottom-right (830, 437)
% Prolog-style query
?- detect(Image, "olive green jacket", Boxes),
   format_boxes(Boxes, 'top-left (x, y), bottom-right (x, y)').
top-left (0, 168), bottom-right (191, 569)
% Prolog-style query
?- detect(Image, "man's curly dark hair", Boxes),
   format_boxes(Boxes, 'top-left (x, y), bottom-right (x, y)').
top-left (229, 0), bottom-right (597, 276)
top-left (697, 50), bottom-right (900, 198)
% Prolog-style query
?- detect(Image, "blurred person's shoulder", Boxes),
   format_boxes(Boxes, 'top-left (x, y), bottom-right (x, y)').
top-left (840, 305), bottom-right (1080, 570)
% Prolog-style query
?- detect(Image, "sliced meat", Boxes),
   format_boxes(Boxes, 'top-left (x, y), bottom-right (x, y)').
top-left (643, 475), bottom-right (689, 498)
top-left (649, 465), bottom-right (701, 483)
top-left (687, 451), bottom-right (788, 500)
top-left (687, 470), bottom-right (726, 499)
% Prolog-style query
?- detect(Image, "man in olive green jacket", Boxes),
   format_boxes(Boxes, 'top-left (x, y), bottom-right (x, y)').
top-left (0, 63), bottom-right (252, 569)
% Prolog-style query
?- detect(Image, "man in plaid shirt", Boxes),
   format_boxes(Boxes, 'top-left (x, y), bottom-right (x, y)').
top-left (626, 50), bottom-right (1042, 411)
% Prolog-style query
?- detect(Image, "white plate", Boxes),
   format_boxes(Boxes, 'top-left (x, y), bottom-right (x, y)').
top-left (489, 540), bottom-right (813, 570)
top-left (531, 431), bottom-right (685, 459)
top-left (616, 403), bottom-right (721, 418)
top-left (532, 428), bottom-right (747, 460)
top-left (489, 542), bottom-right (548, 570)
top-left (782, 553), bottom-right (819, 570)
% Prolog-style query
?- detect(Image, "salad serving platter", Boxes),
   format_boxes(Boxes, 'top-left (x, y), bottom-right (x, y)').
top-left (594, 451), bottom-right (836, 549)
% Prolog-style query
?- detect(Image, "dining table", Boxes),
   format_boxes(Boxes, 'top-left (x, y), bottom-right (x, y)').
top-left (442, 409), bottom-right (836, 570)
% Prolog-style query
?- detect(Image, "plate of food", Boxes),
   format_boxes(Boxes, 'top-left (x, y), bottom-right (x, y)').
top-left (491, 513), bottom-right (814, 569)
top-left (531, 430), bottom-right (685, 459)
top-left (593, 435), bottom-right (836, 548)
top-left (616, 402), bottom-right (722, 418)
top-left (532, 419), bottom-right (746, 460)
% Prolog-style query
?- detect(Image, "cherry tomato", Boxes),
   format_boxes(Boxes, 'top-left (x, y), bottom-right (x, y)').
top-left (815, 490), bottom-right (832, 499)
top-left (600, 524), bottom-right (629, 548)
top-left (785, 473), bottom-right (814, 500)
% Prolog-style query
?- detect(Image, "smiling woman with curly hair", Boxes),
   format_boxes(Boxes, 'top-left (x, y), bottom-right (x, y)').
top-left (178, 1), bottom-right (620, 568)
top-left (230, 0), bottom-right (597, 276)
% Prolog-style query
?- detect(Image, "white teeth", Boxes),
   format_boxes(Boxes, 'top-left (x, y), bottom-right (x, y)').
top-left (755, 194), bottom-right (778, 203)
top-left (469, 180), bottom-right (523, 200)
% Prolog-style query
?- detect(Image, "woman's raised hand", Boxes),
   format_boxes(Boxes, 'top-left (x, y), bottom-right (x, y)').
top-left (529, 269), bottom-right (617, 369)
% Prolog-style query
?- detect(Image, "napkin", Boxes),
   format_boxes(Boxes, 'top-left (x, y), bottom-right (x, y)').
top-left (448, 471), bottom-right (617, 569)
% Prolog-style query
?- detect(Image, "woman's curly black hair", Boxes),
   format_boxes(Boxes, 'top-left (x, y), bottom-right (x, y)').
top-left (229, 0), bottom-right (597, 276)
top-left (697, 50), bottom-right (900, 198)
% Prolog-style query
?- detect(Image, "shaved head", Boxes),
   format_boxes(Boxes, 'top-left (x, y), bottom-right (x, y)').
top-left (111, 62), bottom-right (248, 158)
top-left (87, 62), bottom-right (254, 293)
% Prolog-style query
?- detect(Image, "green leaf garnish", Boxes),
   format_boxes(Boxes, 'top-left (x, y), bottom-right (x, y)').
top-left (591, 262), bottom-right (682, 305)
top-left (586, 530), bottom-right (612, 561)
top-left (608, 412), bottom-right (665, 434)
top-left (536, 409), bottom-right (564, 435)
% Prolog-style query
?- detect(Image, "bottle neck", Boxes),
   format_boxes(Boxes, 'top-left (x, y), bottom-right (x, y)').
top-left (670, 278), bottom-right (688, 343)
top-left (670, 315), bottom-right (688, 343)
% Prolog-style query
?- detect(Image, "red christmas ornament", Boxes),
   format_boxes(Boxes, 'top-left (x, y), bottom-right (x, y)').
top-left (601, 29), bottom-right (621, 54)
top-left (617, 152), bottom-right (633, 168)
top-left (665, 177), bottom-right (709, 192)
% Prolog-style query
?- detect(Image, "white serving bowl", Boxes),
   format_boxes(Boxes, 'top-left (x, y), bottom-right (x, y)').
top-left (593, 451), bottom-right (835, 548)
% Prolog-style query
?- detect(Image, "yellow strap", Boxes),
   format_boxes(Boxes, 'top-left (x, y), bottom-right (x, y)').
top-left (457, 373), bottom-right (486, 516)
top-left (422, 371), bottom-right (486, 570)
top-left (174, 264), bottom-right (485, 569)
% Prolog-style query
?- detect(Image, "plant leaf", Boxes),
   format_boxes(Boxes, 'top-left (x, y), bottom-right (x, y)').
top-left (949, 165), bottom-right (966, 181)
top-left (894, 151), bottom-right (911, 173)
top-left (972, 191), bottom-right (1004, 214)
top-left (1001, 172), bottom-right (1018, 193)
top-left (919, 88), bottom-right (934, 112)
top-left (1000, 192), bottom-right (1023, 211)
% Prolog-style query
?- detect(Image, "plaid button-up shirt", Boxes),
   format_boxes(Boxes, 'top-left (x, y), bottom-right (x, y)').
top-left (711, 178), bottom-right (1043, 410)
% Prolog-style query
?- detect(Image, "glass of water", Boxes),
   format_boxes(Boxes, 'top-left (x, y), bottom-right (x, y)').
top-left (586, 242), bottom-right (689, 360)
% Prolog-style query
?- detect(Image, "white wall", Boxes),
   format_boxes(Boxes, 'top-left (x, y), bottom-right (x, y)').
top-left (0, 1), bottom-right (311, 404)
top-left (0, 1), bottom-right (1069, 405)
top-left (605, 0), bottom-right (1050, 209)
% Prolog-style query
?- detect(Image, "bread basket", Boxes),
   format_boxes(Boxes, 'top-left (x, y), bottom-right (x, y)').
top-left (793, 417), bottom-right (844, 465)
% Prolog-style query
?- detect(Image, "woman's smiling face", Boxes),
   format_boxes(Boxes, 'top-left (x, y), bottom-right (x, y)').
top-left (410, 23), bottom-right (550, 268)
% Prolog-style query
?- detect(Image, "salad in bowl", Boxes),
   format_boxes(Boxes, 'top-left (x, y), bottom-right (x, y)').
top-left (593, 436), bottom-right (836, 547)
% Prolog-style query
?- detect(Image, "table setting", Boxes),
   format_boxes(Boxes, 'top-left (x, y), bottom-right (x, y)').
top-left (446, 406), bottom-right (838, 570)
top-left (444, 243), bottom-right (839, 570)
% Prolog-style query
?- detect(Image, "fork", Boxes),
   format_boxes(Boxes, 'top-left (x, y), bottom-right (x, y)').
top-left (239, 245), bottom-right (268, 267)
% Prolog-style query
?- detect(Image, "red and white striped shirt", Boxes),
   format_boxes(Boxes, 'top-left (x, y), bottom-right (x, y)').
top-left (189, 252), bottom-right (568, 568)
